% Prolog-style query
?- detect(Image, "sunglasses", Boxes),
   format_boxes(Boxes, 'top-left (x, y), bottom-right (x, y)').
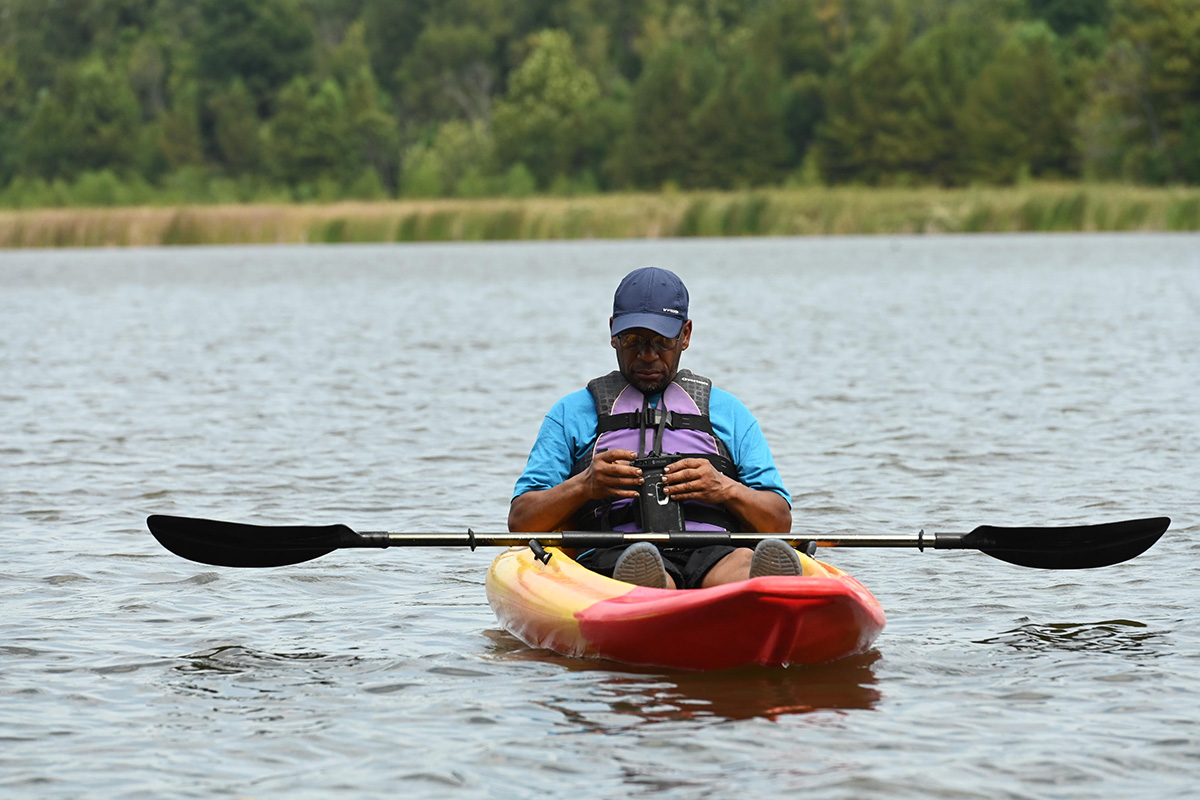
top-left (613, 332), bottom-right (679, 353)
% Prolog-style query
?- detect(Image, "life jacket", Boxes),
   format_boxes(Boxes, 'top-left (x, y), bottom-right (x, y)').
top-left (571, 370), bottom-right (741, 532)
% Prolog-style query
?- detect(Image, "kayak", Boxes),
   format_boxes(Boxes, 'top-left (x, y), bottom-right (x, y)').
top-left (486, 544), bottom-right (885, 670)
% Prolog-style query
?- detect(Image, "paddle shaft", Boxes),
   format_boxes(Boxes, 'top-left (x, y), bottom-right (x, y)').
top-left (348, 530), bottom-right (943, 549)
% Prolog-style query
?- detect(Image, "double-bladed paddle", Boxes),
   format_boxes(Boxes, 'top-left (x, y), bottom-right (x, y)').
top-left (146, 514), bottom-right (1169, 570)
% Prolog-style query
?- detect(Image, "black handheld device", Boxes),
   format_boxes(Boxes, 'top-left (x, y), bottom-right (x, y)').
top-left (631, 454), bottom-right (685, 531)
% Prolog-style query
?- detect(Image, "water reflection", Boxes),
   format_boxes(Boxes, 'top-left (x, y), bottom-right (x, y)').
top-left (486, 631), bottom-right (880, 722)
top-left (975, 620), bottom-right (1165, 655)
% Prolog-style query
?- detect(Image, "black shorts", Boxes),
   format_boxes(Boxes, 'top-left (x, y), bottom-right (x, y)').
top-left (575, 544), bottom-right (740, 590)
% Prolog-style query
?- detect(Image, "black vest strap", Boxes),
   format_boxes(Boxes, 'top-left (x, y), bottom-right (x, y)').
top-left (597, 408), bottom-right (717, 437)
top-left (581, 369), bottom-right (731, 461)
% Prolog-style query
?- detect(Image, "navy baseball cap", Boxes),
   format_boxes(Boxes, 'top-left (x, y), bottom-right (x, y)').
top-left (611, 267), bottom-right (689, 338)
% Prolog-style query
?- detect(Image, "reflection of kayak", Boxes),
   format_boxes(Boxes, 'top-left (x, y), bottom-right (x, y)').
top-left (486, 545), bottom-right (886, 670)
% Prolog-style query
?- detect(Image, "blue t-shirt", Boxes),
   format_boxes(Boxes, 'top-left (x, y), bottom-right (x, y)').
top-left (512, 384), bottom-right (791, 505)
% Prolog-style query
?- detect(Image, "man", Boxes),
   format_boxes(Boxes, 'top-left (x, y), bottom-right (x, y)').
top-left (508, 267), bottom-right (796, 589)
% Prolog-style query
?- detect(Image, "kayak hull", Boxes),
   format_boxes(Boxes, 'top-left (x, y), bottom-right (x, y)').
top-left (486, 546), bottom-right (885, 670)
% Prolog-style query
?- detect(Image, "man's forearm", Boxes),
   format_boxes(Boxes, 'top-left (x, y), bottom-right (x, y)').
top-left (722, 483), bottom-right (792, 533)
top-left (507, 475), bottom-right (589, 532)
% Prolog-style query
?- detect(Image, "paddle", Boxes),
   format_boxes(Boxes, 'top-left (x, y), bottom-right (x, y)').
top-left (146, 514), bottom-right (1169, 570)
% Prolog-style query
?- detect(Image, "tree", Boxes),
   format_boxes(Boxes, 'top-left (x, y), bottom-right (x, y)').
top-left (157, 80), bottom-right (206, 170)
top-left (16, 57), bottom-right (141, 180)
top-left (1028, 0), bottom-right (1111, 36)
top-left (398, 24), bottom-right (497, 124)
top-left (0, 0), bottom-right (99, 90)
top-left (0, 48), bottom-right (28, 182)
top-left (194, 0), bottom-right (314, 111)
top-left (900, 7), bottom-right (1006, 185)
top-left (960, 25), bottom-right (1077, 183)
top-left (401, 119), bottom-right (494, 197)
top-left (689, 34), bottom-right (791, 188)
top-left (360, 0), bottom-right (434, 97)
top-left (265, 77), bottom-right (356, 188)
top-left (1080, 0), bottom-right (1200, 183)
top-left (815, 14), bottom-right (917, 184)
top-left (345, 65), bottom-right (401, 193)
top-left (746, 0), bottom-right (843, 171)
top-left (209, 79), bottom-right (264, 174)
top-left (619, 39), bottom-right (720, 188)
top-left (492, 29), bottom-right (602, 189)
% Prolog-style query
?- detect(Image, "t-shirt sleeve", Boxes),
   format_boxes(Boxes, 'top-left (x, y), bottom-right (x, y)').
top-left (512, 390), bottom-right (598, 500)
top-left (709, 388), bottom-right (792, 506)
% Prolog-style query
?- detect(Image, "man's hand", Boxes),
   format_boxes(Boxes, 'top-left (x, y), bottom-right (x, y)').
top-left (660, 457), bottom-right (734, 504)
top-left (508, 449), bottom-right (643, 533)
top-left (662, 457), bottom-right (792, 534)
top-left (582, 449), bottom-right (643, 501)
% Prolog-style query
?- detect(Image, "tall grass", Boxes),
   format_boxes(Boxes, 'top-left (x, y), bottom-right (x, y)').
top-left (2, 184), bottom-right (1198, 249)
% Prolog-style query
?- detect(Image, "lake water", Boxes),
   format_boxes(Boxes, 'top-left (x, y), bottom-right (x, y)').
top-left (2, 234), bottom-right (1198, 799)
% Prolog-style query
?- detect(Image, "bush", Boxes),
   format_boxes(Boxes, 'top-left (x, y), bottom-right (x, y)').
top-left (345, 167), bottom-right (388, 200)
top-left (71, 170), bottom-right (125, 207)
top-left (0, 176), bottom-right (64, 208)
top-left (400, 145), bottom-right (444, 197)
top-left (454, 167), bottom-right (492, 198)
top-left (498, 163), bottom-right (536, 198)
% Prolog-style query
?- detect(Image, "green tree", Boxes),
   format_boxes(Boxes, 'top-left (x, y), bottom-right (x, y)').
top-left (0, 0), bottom-right (99, 90)
top-left (324, 17), bottom-right (374, 86)
top-left (619, 39), bottom-right (720, 188)
top-left (399, 24), bottom-right (497, 123)
top-left (1028, 0), bottom-right (1111, 36)
top-left (899, 8), bottom-right (1006, 185)
top-left (360, 0), bottom-right (434, 97)
top-left (0, 49), bottom-right (28, 182)
top-left (689, 34), bottom-right (790, 188)
top-left (1080, 0), bottom-right (1200, 183)
top-left (194, 0), bottom-right (314, 110)
top-left (960, 25), bottom-right (1077, 183)
top-left (265, 77), bottom-right (355, 189)
top-left (492, 29), bottom-right (602, 189)
top-left (745, 0), bottom-right (846, 170)
top-left (157, 80), bottom-right (206, 170)
top-left (16, 57), bottom-right (141, 180)
top-left (815, 14), bottom-right (916, 184)
top-left (400, 119), bottom-right (495, 197)
top-left (345, 65), bottom-right (401, 194)
top-left (209, 79), bottom-right (264, 174)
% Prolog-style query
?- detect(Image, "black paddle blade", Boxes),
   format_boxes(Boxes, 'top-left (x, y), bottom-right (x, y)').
top-left (957, 516), bottom-right (1170, 569)
top-left (147, 514), bottom-right (354, 568)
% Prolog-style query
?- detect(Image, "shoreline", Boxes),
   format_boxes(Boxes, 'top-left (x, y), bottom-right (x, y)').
top-left (2, 183), bottom-right (1198, 249)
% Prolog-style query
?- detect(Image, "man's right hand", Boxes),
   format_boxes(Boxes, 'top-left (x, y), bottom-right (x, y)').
top-left (581, 449), bottom-right (643, 501)
top-left (508, 449), bottom-right (643, 532)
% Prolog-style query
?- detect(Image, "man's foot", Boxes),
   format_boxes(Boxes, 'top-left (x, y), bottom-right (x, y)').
top-left (613, 542), bottom-right (669, 588)
top-left (749, 539), bottom-right (802, 578)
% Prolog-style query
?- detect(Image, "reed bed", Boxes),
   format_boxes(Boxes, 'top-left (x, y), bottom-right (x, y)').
top-left (2, 184), bottom-right (1198, 249)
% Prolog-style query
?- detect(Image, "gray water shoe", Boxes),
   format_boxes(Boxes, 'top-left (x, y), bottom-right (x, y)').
top-left (749, 538), bottom-right (802, 578)
top-left (613, 542), bottom-right (669, 588)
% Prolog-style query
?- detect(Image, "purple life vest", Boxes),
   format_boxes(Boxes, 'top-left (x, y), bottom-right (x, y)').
top-left (572, 370), bottom-right (740, 532)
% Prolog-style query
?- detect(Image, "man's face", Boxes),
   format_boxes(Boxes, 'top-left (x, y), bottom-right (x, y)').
top-left (610, 320), bottom-right (692, 395)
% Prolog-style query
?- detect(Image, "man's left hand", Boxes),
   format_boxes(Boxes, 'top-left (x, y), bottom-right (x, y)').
top-left (660, 458), bottom-right (734, 505)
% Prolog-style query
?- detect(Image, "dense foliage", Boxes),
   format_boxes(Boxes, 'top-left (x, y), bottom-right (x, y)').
top-left (1, 0), bottom-right (1197, 207)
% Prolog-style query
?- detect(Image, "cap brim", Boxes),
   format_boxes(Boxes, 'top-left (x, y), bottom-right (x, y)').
top-left (611, 312), bottom-right (685, 338)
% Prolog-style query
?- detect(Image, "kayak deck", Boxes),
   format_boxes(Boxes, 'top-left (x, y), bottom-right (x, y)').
top-left (486, 545), bottom-right (885, 670)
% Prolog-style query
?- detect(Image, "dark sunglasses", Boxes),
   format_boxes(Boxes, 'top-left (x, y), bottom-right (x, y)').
top-left (613, 332), bottom-right (679, 353)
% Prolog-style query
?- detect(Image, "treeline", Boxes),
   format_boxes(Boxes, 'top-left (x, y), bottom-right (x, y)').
top-left (0, 0), bottom-right (1197, 209)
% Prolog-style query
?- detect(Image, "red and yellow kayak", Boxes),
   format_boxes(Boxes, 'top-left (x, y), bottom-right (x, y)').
top-left (486, 545), bottom-right (885, 670)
